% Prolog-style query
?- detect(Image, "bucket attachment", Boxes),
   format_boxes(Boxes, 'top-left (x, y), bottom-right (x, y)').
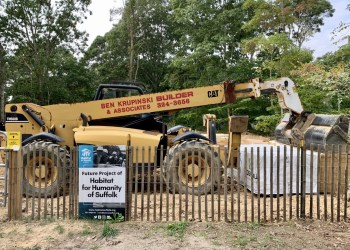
top-left (275, 113), bottom-right (349, 151)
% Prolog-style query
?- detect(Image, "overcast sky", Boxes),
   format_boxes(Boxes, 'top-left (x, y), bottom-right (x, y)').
top-left (80, 0), bottom-right (350, 58)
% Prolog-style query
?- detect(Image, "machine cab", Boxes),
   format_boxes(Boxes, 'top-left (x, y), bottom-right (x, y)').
top-left (93, 81), bottom-right (146, 100)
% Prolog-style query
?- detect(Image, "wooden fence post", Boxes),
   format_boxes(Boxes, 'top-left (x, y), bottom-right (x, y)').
top-left (300, 142), bottom-right (306, 219)
top-left (8, 150), bottom-right (22, 220)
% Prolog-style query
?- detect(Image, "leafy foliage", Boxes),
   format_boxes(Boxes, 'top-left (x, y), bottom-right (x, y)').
top-left (101, 222), bottom-right (118, 238)
top-left (291, 62), bottom-right (350, 114)
top-left (1, 0), bottom-right (347, 137)
top-left (0, 0), bottom-right (91, 105)
top-left (166, 221), bottom-right (188, 240)
top-left (243, 0), bottom-right (334, 48)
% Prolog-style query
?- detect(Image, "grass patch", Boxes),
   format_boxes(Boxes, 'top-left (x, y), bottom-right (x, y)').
top-left (101, 222), bottom-right (118, 238)
top-left (259, 232), bottom-right (285, 248)
top-left (206, 223), bottom-right (215, 229)
top-left (67, 231), bottom-right (75, 239)
top-left (38, 217), bottom-right (55, 226)
top-left (24, 245), bottom-right (41, 250)
top-left (54, 224), bottom-right (64, 234)
top-left (233, 235), bottom-right (257, 247)
top-left (212, 240), bottom-right (223, 246)
top-left (233, 222), bottom-right (261, 231)
top-left (166, 221), bottom-right (189, 240)
top-left (81, 226), bottom-right (93, 236)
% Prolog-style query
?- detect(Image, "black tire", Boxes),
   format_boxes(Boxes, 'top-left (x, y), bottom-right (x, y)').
top-left (162, 140), bottom-right (222, 195)
top-left (22, 141), bottom-right (70, 198)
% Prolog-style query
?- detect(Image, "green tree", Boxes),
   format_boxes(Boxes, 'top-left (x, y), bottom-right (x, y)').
top-left (164, 0), bottom-right (251, 89)
top-left (242, 34), bottom-right (312, 77)
top-left (243, 0), bottom-right (334, 48)
top-left (332, 4), bottom-right (350, 45)
top-left (291, 62), bottom-right (350, 114)
top-left (0, 0), bottom-right (91, 105)
top-left (0, 43), bottom-right (7, 121)
top-left (85, 0), bottom-right (172, 92)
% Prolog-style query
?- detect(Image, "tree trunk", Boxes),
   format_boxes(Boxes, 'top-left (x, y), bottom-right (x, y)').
top-left (128, 0), bottom-right (136, 81)
top-left (0, 44), bottom-right (6, 123)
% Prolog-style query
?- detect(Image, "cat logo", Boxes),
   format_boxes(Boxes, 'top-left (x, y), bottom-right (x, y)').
top-left (207, 90), bottom-right (219, 98)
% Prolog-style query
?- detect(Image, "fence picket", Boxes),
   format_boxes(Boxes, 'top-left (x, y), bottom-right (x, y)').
top-left (244, 147), bottom-right (247, 223)
top-left (179, 148), bottom-right (182, 221)
top-left (134, 147), bottom-right (139, 221)
top-left (263, 146), bottom-right (267, 223)
top-left (289, 145), bottom-right (293, 220)
top-left (337, 145), bottom-right (341, 222)
top-left (147, 147), bottom-right (151, 221)
top-left (277, 146), bottom-right (280, 222)
top-left (153, 147), bottom-right (157, 222)
top-left (198, 148), bottom-right (202, 221)
top-left (5, 143), bottom-right (349, 224)
top-left (165, 147), bottom-right (170, 222)
top-left (237, 147), bottom-right (241, 223)
top-left (224, 147), bottom-right (228, 222)
top-left (324, 145), bottom-right (328, 221)
top-left (211, 147), bottom-right (214, 222)
top-left (310, 144), bottom-right (314, 219)
top-left (317, 145), bottom-right (321, 220)
top-left (141, 147), bottom-right (145, 221)
top-left (270, 146), bottom-right (273, 222)
top-left (257, 147), bottom-right (261, 223)
top-left (159, 146), bottom-right (164, 222)
top-left (283, 145), bottom-right (286, 222)
top-left (296, 145), bottom-right (300, 219)
top-left (204, 148), bottom-right (208, 222)
top-left (331, 145), bottom-right (335, 222)
top-left (217, 147), bottom-right (221, 222)
top-left (345, 145), bottom-right (349, 221)
top-left (251, 147), bottom-right (254, 222)
top-left (230, 148), bottom-right (234, 223)
top-left (56, 146), bottom-right (60, 220)
top-left (185, 149), bottom-right (189, 221)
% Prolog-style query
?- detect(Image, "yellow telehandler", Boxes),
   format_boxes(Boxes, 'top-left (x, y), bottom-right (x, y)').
top-left (3, 77), bottom-right (349, 197)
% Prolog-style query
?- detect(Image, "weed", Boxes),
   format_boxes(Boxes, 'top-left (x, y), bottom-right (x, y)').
top-left (23, 215), bottom-right (31, 223)
top-left (101, 222), bottom-right (118, 238)
top-left (8, 229), bottom-right (18, 236)
top-left (82, 226), bottom-right (93, 236)
top-left (259, 232), bottom-right (285, 248)
top-left (233, 222), bottom-right (260, 231)
top-left (111, 213), bottom-right (124, 223)
top-left (26, 226), bottom-right (33, 234)
top-left (24, 245), bottom-right (41, 250)
top-left (166, 221), bottom-right (188, 240)
top-left (206, 223), bottom-right (215, 229)
top-left (54, 224), bottom-right (64, 234)
top-left (67, 231), bottom-right (75, 239)
top-left (39, 217), bottom-right (55, 226)
top-left (233, 235), bottom-right (257, 247)
top-left (90, 246), bottom-right (99, 250)
top-left (212, 240), bottom-right (222, 246)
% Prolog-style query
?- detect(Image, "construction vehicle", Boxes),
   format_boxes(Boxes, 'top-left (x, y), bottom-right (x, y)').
top-left (3, 77), bottom-right (349, 197)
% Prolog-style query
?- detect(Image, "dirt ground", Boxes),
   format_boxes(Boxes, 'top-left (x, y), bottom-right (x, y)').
top-left (1, 133), bottom-right (350, 249)
top-left (0, 214), bottom-right (350, 250)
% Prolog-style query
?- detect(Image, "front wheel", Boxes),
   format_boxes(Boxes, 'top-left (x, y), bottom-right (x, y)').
top-left (22, 141), bottom-right (69, 198)
top-left (162, 140), bottom-right (222, 195)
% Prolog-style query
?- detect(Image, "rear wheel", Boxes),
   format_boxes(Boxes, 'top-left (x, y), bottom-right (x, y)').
top-left (162, 140), bottom-right (222, 195)
top-left (22, 141), bottom-right (69, 198)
